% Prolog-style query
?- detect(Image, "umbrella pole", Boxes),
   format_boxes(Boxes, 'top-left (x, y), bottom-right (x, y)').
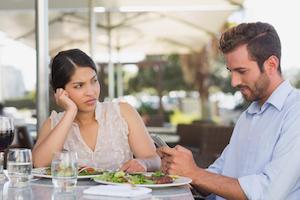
top-left (107, 12), bottom-right (114, 99)
top-left (88, 0), bottom-right (96, 61)
top-left (35, 0), bottom-right (49, 129)
top-left (116, 47), bottom-right (123, 98)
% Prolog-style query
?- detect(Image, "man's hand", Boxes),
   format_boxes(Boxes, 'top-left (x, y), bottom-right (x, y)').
top-left (159, 145), bottom-right (247, 200)
top-left (120, 159), bottom-right (147, 173)
top-left (158, 145), bottom-right (198, 177)
top-left (55, 88), bottom-right (77, 113)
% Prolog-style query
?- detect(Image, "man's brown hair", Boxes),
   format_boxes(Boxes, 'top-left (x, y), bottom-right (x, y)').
top-left (219, 22), bottom-right (281, 73)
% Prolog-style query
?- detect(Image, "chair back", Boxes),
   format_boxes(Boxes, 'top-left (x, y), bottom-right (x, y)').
top-left (13, 125), bottom-right (35, 149)
top-left (176, 124), bottom-right (233, 168)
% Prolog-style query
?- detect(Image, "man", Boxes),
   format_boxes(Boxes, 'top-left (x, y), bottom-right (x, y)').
top-left (158, 22), bottom-right (300, 200)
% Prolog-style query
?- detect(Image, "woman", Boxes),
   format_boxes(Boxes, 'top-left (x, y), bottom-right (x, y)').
top-left (32, 49), bottom-right (160, 172)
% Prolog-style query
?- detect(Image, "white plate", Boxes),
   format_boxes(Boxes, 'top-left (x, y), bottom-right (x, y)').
top-left (32, 167), bottom-right (103, 179)
top-left (93, 173), bottom-right (192, 188)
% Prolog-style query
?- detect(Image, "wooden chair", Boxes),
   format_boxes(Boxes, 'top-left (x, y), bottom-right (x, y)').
top-left (10, 125), bottom-right (35, 149)
top-left (176, 124), bottom-right (203, 166)
top-left (176, 124), bottom-right (233, 168)
top-left (197, 125), bottom-right (233, 168)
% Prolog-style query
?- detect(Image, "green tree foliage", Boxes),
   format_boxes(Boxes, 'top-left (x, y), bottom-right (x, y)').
top-left (127, 55), bottom-right (193, 94)
top-left (163, 55), bottom-right (194, 91)
top-left (295, 71), bottom-right (300, 89)
top-left (127, 64), bottom-right (157, 93)
top-left (4, 91), bottom-right (36, 109)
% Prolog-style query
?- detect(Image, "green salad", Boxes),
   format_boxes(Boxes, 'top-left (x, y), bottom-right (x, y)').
top-left (44, 166), bottom-right (103, 176)
top-left (94, 171), bottom-right (174, 185)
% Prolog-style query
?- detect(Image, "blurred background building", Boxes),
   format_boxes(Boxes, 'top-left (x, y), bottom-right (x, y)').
top-left (0, 65), bottom-right (26, 101)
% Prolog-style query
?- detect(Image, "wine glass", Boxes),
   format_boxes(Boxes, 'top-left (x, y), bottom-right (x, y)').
top-left (0, 117), bottom-right (14, 180)
top-left (0, 116), bottom-right (15, 152)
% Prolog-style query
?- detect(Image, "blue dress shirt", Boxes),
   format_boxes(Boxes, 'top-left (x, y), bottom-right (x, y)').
top-left (207, 80), bottom-right (300, 200)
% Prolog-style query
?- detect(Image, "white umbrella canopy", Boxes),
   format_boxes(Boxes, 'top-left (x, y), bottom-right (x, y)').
top-left (0, 0), bottom-right (244, 56)
top-left (1, 0), bottom-right (244, 92)
top-left (0, 0), bottom-right (244, 127)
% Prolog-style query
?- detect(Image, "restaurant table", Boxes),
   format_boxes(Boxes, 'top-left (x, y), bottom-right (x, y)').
top-left (0, 176), bottom-right (195, 200)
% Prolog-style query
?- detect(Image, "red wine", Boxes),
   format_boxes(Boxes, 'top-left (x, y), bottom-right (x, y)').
top-left (0, 130), bottom-right (14, 151)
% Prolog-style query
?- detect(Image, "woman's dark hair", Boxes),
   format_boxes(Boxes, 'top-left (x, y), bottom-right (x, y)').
top-left (50, 49), bottom-right (97, 91)
top-left (219, 22), bottom-right (282, 73)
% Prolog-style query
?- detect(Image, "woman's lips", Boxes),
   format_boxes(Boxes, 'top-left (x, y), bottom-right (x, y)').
top-left (85, 98), bottom-right (97, 105)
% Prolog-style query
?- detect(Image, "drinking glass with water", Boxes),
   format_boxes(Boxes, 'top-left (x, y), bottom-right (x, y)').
top-left (52, 191), bottom-right (77, 200)
top-left (2, 181), bottom-right (33, 199)
top-left (7, 148), bottom-right (32, 187)
top-left (51, 151), bottom-right (78, 192)
top-left (0, 152), bottom-right (5, 181)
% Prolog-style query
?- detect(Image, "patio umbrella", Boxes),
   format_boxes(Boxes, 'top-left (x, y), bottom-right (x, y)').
top-left (0, 0), bottom-right (244, 128)
top-left (0, 0), bottom-right (243, 55)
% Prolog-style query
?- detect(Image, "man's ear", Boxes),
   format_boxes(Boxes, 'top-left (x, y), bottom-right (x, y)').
top-left (263, 55), bottom-right (279, 75)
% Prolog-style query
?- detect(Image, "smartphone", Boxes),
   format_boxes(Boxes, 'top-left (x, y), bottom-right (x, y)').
top-left (150, 134), bottom-right (169, 148)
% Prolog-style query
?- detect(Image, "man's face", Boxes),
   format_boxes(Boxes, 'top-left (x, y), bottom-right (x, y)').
top-left (225, 44), bottom-right (270, 103)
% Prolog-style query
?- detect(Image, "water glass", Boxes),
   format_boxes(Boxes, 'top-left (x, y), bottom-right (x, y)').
top-left (52, 191), bottom-right (77, 200)
top-left (51, 151), bottom-right (78, 192)
top-left (7, 148), bottom-right (32, 187)
top-left (0, 152), bottom-right (5, 181)
top-left (2, 181), bottom-right (33, 200)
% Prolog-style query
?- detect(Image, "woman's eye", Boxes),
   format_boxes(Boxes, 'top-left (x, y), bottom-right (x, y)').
top-left (74, 84), bottom-right (82, 89)
top-left (93, 79), bottom-right (98, 83)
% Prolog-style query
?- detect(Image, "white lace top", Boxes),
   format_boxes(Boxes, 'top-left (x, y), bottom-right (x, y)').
top-left (50, 101), bottom-right (133, 170)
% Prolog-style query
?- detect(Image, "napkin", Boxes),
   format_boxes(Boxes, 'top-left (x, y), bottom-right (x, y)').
top-left (83, 185), bottom-right (152, 197)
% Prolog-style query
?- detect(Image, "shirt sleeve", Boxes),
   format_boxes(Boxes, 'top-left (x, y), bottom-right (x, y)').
top-left (206, 144), bottom-right (230, 174)
top-left (238, 103), bottom-right (300, 200)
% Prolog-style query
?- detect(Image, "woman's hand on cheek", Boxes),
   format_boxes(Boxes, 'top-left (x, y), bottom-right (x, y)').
top-left (55, 88), bottom-right (78, 113)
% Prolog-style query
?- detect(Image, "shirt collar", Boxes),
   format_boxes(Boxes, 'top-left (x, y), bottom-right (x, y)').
top-left (247, 80), bottom-right (293, 114)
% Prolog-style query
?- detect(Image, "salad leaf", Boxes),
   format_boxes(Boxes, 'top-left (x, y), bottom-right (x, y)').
top-left (152, 171), bottom-right (165, 177)
top-left (95, 171), bottom-right (173, 185)
top-left (43, 166), bottom-right (103, 176)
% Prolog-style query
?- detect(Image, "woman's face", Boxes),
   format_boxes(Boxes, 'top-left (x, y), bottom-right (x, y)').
top-left (64, 67), bottom-right (100, 112)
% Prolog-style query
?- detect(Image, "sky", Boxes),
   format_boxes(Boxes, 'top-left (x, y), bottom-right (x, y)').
top-left (0, 0), bottom-right (300, 91)
top-left (234, 0), bottom-right (300, 71)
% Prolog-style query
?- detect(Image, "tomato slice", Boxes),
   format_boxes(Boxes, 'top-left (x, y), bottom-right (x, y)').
top-left (86, 167), bottom-right (95, 173)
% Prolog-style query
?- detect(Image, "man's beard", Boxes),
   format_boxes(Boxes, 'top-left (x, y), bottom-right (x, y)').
top-left (238, 73), bottom-right (270, 102)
